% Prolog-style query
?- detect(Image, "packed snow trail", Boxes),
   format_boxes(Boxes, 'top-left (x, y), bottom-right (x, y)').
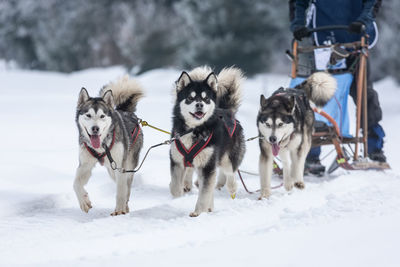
top-left (0, 67), bottom-right (399, 266)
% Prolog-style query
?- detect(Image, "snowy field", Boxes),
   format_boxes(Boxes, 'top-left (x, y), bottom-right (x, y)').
top-left (0, 66), bottom-right (399, 266)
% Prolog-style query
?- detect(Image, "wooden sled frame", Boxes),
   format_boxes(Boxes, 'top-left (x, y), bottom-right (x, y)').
top-left (290, 25), bottom-right (390, 172)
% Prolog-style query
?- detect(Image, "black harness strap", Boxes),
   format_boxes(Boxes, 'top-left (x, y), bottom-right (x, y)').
top-left (175, 133), bottom-right (213, 167)
top-left (274, 87), bottom-right (309, 120)
top-left (84, 130), bottom-right (116, 165)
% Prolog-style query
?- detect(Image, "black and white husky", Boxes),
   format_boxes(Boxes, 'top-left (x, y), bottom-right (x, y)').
top-left (74, 76), bottom-right (144, 215)
top-left (257, 72), bottom-right (336, 199)
top-left (170, 66), bottom-right (246, 217)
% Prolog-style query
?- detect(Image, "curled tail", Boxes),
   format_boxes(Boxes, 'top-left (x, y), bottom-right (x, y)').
top-left (296, 72), bottom-right (337, 108)
top-left (100, 75), bottom-right (144, 112)
top-left (217, 67), bottom-right (245, 113)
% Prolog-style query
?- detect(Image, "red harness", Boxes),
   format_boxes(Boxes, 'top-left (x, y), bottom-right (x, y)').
top-left (130, 125), bottom-right (141, 148)
top-left (84, 130), bottom-right (116, 165)
top-left (223, 117), bottom-right (237, 137)
top-left (174, 113), bottom-right (239, 167)
top-left (175, 133), bottom-right (213, 167)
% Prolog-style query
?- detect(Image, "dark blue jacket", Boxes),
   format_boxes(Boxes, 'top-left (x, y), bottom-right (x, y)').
top-left (289, 0), bottom-right (381, 46)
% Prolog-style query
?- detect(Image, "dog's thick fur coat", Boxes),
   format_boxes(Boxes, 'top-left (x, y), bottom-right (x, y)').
top-left (170, 66), bottom-right (246, 217)
top-left (257, 72), bottom-right (336, 199)
top-left (74, 75), bottom-right (144, 215)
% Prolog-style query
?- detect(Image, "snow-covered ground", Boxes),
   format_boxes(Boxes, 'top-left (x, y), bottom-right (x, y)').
top-left (0, 67), bottom-right (399, 267)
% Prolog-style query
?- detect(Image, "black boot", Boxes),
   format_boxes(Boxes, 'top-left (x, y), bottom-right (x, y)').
top-left (305, 159), bottom-right (325, 176)
top-left (368, 150), bottom-right (387, 163)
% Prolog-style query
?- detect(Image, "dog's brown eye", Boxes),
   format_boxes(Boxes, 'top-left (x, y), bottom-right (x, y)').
top-left (188, 96), bottom-right (194, 101)
top-left (86, 114), bottom-right (91, 118)
top-left (265, 123), bottom-right (271, 127)
top-left (100, 115), bottom-right (105, 119)
top-left (278, 122), bottom-right (283, 127)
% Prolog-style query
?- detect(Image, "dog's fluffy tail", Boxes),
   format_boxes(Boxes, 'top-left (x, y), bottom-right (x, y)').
top-left (217, 67), bottom-right (245, 113)
top-left (100, 75), bottom-right (144, 112)
top-left (296, 72), bottom-right (337, 108)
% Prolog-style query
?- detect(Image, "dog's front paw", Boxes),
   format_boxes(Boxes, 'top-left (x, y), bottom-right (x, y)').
top-left (189, 206), bottom-right (212, 217)
top-left (284, 181), bottom-right (294, 191)
top-left (110, 210), bottom-right (126, 216)
top-left (79, 193), bottom-right (92, 213)
top-left (111, 204), bottom-right (129, 216)
top-left (294, 181), bottom-right (305, 189)
top-left (189, 211), bottom-right (199, 217)
top-left (258, 189), bottom-right (271, 200)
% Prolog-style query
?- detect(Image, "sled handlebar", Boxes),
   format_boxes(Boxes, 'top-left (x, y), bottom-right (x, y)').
top-left (308, 25), bottom-right (366, 35)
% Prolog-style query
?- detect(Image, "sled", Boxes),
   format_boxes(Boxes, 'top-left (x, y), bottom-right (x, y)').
top-left (288, 25), bottom-right (390, 173)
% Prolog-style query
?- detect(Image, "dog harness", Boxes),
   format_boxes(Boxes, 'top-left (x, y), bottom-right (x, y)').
top-left (84, 124), bottom-right (141, 165)
top-left (175, 133), bottom-right (213, 167)
top-left (273, 87), bottom-right (310, 121)
top-left (84, 130), bottom-right (116, 165)
top-left (129, 125), bottom-right (141, 149)
top-left (174, 109), bottom-right (239, 167)
top-left (218, 110), bottom-right (237, 137)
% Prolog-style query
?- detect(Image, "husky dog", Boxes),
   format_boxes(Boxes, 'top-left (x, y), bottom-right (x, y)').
top-left (74, 76), bottom-right (144, 215)
top-left (170, 66), bottom-right (246, 217)
top-left (257, 72), bottom-right (336, 199)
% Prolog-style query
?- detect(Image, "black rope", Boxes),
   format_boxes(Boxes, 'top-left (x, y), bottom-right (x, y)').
top-left (103, 138), bottom-right (175, 174)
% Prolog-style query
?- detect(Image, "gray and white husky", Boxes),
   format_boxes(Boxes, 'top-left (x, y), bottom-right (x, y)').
top-left (257, 72), bottom-right (336, 199)
top-left (170, 66), bottom-right (246, 217)
top-left (74, 76), bottom-right (144, 215)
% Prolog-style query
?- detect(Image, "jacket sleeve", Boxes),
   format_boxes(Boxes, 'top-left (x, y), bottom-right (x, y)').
top-left (357, 0), bottom-right (379, 25)
top-left (289, 0), bottom-right (310, 32)
top-left (372, 0), bottom-right (382, 17)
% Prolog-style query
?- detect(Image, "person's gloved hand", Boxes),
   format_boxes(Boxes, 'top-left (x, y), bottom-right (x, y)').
top-left (293, 26), bottom-right (311, 41)
top-left (348, 21), bottom-right (365, 34)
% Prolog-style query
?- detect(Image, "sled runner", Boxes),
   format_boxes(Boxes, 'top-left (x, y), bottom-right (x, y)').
top-left (288, 25), bottom-right (390, 173)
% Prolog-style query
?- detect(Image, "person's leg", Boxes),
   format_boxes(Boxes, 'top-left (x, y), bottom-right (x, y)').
top-left (306, 147), bottom-right (321, 162)
top-left (349, 58), bottom-right (386, 162)
top-left (368, 124), bottom-right (386, 162)
top-left (305, 146), bottom-right (325, 175)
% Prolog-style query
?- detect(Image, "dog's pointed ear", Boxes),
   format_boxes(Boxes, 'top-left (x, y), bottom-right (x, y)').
top-left (78, 87), bottom-right (89, 106)
top-left (102, 90), bottom-right (115, 108)
top-left (205, 72), bottom-right (218, 92)
top-left (260, 94), bottom-right (268, 108)
top-left (286, 96), bottom-right (295, 114)
top-left (176, 71), bottom-right (192, 92)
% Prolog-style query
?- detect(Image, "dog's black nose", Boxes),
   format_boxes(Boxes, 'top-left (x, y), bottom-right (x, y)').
top-left (92, 126), bottom-right (99, 134)
top-left (195, 102), bottom-right (204, 109)
top-left (269, 136), bottom-right (277, 143)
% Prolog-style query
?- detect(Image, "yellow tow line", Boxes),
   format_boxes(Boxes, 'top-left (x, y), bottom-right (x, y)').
top-left (139, 119), bottom-right (171, 135)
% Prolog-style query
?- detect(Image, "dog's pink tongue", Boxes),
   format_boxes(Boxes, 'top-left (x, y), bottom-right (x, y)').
top-left (272, 144), bottom-right (280, 156)
top-left (90, 135), bottom-right (101, 149)
top-left (195, 111), bottom-right (204, 118)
